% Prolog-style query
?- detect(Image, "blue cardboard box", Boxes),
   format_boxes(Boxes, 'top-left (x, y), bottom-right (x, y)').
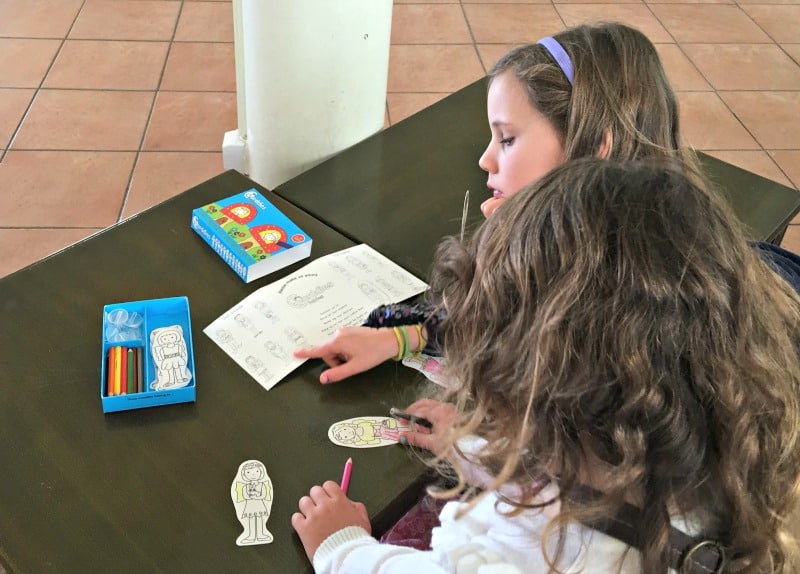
top-left (100, 296), bottom-right (196, 413)
top-left (190, 189), bottom-right (313, 282)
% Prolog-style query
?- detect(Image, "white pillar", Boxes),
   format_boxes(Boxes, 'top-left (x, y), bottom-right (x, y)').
top-left (223, 0), bottom-right (393, 190)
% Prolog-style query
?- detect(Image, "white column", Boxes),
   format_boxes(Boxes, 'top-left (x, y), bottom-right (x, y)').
top-left (223, 0), bottom-right (393, 190)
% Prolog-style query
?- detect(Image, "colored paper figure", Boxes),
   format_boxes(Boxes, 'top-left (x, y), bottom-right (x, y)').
top-left (328, 417), bottom-right (411, 448)
top-left (149, 325), bottom-right (192, 390)
top-left (401, 353), bottom-right (446, 386)
top-left (231, 460), bottom-right (274, 546)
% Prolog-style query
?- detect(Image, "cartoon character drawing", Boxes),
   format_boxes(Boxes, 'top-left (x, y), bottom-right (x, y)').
top-left (375, 276), bottom-right (401, 297)
top-left (250, 224), bottom-right (294, 254)
top-left (252, 301), bottom-right (278, 323)
top-left (345, 254), bottom-right (369, 271)
top-left (263, 341), bottom-right (288, 361)
top-left (149, 326), bottom-right (192, 390)
top-left (215, 329), bottom-right (241, 353)
top-left (358, 281), bottom-right (388, 302)
top-left (231, 460), bottom-right (273, 546)
top-left (220, 202), bottom-right (257, 225)
top-left (328, 417), bottom-right (407, 448)
top-left (328, 261), bottom-right (353, 279)
top-left (244, 356), bottom-right (273, 381)
top-left (283, 327), bottom-right (307, 347)
top-left (401, 353), bottom-right (446, 386)
top-left (391, 269), bottom-right (416, 286)
top-left (234, 313), bottom-right (262, 336)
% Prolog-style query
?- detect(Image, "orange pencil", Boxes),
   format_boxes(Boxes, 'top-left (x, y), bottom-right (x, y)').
top-left (106, 348), bottom-right (115, 396)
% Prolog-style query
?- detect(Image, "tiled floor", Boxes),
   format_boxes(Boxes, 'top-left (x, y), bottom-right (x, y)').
top-left (1, 0), bottom-right (800, 279)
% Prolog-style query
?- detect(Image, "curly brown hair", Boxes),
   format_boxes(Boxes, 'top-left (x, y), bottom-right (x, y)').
top-left (428, 158), bottom-right (800, 573)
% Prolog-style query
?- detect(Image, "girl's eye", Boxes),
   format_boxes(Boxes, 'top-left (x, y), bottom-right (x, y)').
top-left (500, 136), bottom-right (515, 147)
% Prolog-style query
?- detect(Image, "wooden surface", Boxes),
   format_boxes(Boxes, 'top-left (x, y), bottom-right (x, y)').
top-left (0, 170), bottom-right (429, 574)
top-left (274, 78), bottom-right (800, 278)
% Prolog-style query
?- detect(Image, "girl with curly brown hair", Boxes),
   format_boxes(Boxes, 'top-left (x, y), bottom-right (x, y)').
top-left (292, 159), bottom-right (800, 573)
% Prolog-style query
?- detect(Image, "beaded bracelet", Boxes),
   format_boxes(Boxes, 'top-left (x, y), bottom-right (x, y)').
top-left (392, 326), bottom-right (405, 361)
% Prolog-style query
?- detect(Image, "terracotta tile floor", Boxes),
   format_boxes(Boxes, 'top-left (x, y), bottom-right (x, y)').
top-left (1, 0), bottom-right (800, 279)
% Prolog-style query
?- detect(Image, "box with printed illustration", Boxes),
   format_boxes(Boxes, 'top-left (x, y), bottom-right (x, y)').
top-left (190, 189), bottom-right (313, 283)
top-left (100, 296), bottom-right (196, 413)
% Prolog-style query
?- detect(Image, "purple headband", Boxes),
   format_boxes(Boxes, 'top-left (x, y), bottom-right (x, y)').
top-left (537, 36), bottom-right (574, 86)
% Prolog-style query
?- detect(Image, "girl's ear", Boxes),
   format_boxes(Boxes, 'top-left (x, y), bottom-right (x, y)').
top-left (596, 130), bottom-right (613, 159)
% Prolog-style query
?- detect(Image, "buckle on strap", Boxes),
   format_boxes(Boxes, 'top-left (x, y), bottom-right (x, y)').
top-left (680, 539), bottom-right (727, 574)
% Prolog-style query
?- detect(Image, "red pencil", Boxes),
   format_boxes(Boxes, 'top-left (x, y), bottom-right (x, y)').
top-left (119, 346), bottom-right (128, 395)
top-left (340, 457), bottom-right (353, 495)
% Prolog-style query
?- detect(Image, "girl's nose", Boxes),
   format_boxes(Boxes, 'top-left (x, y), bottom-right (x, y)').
top-left (478, 143), bottom-right (495, 173)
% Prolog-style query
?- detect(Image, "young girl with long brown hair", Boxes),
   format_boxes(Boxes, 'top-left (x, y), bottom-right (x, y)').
top-left (294, 22), bottom-right (800, 384)
top-left (292, 159), bottom-right (800, 573)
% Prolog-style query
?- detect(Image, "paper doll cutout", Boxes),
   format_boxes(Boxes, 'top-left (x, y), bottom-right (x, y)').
top-left (328, 417), bottom-right (411, 448)
top-left (231, 459), bottom-right (274, 546)
top-left (401, 353), bottom-right (446, 386)
top-left (149, 325), bottom-right (192, 390)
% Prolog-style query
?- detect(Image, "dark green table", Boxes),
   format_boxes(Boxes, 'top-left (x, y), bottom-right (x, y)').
top-left (0, 171), bottom-right (428, 574)
top-left (273, 78), bottom-right (800, 278)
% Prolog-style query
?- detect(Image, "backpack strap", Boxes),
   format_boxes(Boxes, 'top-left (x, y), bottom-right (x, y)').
top-left (572, 485), bottom-right (727, 573)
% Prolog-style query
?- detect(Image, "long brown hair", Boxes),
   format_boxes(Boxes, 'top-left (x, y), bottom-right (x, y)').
top-left (490, 22), bottom-right (697, 168)
top-left (428, 158), bottom-right (800, 572)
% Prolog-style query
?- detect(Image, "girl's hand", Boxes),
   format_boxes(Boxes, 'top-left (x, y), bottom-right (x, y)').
top-left (398, 398), bottom-right (458, 455)
top-left (293, 326), bottom-right (398, 384)
top-left (291, 481), bottom-right (371, 562)
top-left (480, 196), bottom-right (504, 217)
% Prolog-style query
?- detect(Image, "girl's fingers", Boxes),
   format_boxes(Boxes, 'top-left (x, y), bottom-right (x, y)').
top-left (298, 495), bottom-right (315, 514)
top-left (309, 485), bottom-right (329, 503)
top-left (400, 430), bottom-right (439, 453)
top-left (321, 480), bottom-right (344, 499)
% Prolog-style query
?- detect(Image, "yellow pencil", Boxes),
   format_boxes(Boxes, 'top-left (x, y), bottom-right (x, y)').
top-left (113, 346), bottom-right (122, 396)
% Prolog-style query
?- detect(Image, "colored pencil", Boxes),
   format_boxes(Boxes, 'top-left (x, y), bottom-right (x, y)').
top-left (389, 407), bottom-right (433, 430)
top-left (106, 347), bottom-right (114, 396)
top-left (126, 348), bottom-right (135, 394)
top-left (137, 347), bottom-right (145, 393)
top-left (340, 457), bottom-right (353, 495)
top-left (119, 346), bottom-right (128, 395)
top-left (113, 346), bottom-right (122, 396)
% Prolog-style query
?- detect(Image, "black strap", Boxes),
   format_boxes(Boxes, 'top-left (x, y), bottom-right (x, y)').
top-left (572, 485), bottom-right (727, 573)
